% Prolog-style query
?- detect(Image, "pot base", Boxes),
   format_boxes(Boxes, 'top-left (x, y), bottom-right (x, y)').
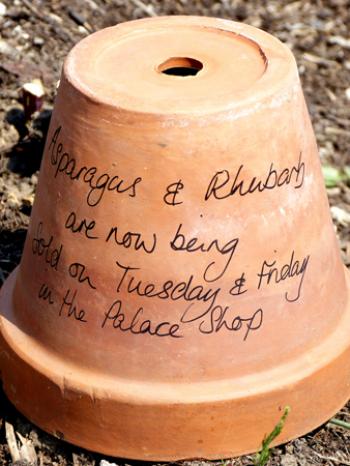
top-left (1, 267), bottom-right (350, 461)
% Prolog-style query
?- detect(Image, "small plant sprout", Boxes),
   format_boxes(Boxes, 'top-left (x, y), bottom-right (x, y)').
top-left (322, 165), bottom-right (350, 188)
top-left (254, 406), bottom-right (291, 466)
top-left (329, 418), bottom-right (350, 430)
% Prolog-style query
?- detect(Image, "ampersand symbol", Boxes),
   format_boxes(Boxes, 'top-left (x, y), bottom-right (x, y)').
top-left (229, 272), bottom-right (247, 296)
top-left (163, 180), bottom-right (184, 206)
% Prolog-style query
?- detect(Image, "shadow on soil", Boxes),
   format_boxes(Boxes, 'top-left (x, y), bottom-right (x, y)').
top-left (4, 108), bottom-right (51, 177)
top-left (0, 228), bottom-right (27, 287)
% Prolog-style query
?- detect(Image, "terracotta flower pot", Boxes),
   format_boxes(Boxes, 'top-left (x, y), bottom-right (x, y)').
top-left (1, 16), bottom-right (350, 461)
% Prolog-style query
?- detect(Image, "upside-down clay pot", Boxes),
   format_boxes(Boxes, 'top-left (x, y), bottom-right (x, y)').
top-left (1, 15), bottom-right (350, 461)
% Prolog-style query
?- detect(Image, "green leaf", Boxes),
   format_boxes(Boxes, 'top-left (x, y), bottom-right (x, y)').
top-left (322, 165), bottom-right (350, 188)
top-left (322, 165), bottom-right (344, 188)
top-left (344, 166), bottom-right (350, 180)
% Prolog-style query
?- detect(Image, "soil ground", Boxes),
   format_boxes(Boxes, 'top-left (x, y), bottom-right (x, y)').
top-left (1, 0), bottom-right (350, 465)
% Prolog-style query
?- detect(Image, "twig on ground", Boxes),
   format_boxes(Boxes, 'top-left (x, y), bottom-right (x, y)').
top-left (5, 422), bottom-right (21, 463)
top-left (20, 0), bottom-right (74, 43)
top-left (302, 52), bottom-right (338, 67)
top-left (68, 8), bottom-right (94, 33)
top-left (5, 422), bottom-right (37, 465)
top-left (129, 0), bottom-right (157, 16)
top-left (17, 432), bottom-right (37, 464)
top-left (313, 451), bottom-right (350, 465)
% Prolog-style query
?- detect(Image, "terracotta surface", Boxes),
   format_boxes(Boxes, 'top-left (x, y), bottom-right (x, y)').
top-left (1, 16), bottom-right (350, 460)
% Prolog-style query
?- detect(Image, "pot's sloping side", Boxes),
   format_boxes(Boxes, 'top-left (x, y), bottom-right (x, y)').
top-left (1, 16), bottom-right (350, 460)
